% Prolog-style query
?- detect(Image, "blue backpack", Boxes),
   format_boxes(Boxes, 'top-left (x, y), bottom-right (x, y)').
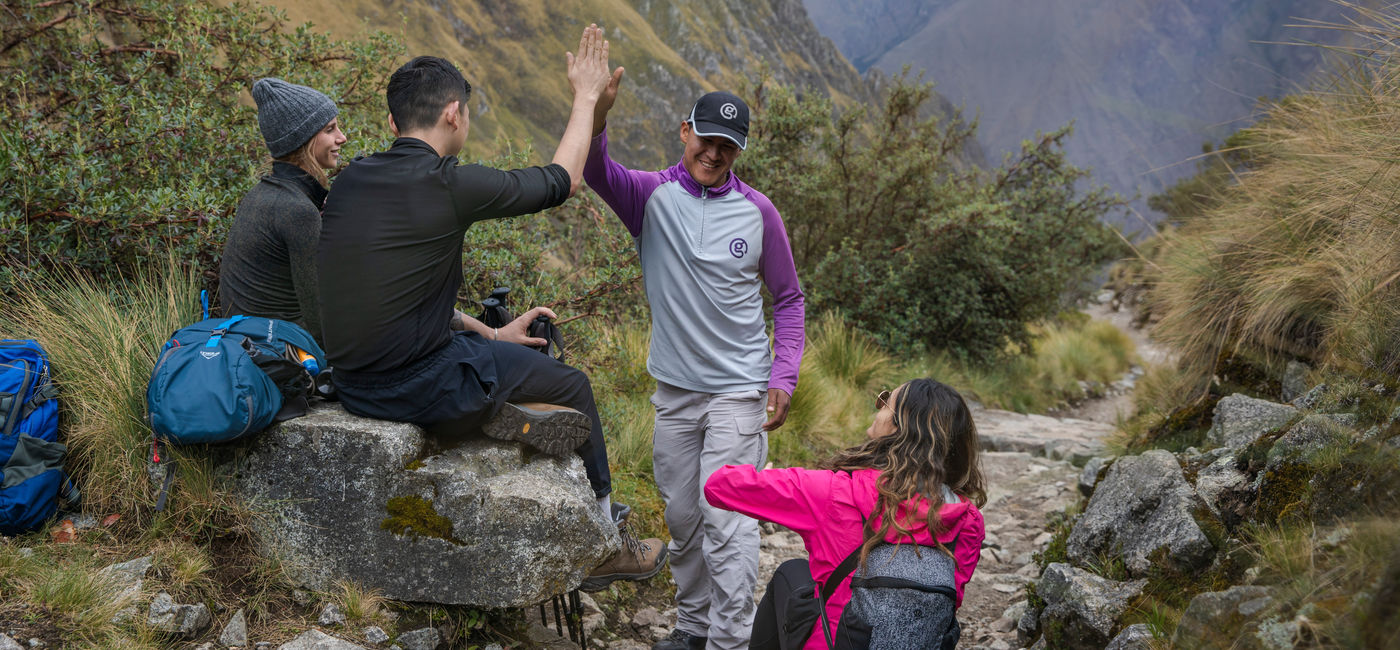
top-left (146, 310), bottom-right (325, 446)
top-left (1, 339), bottom-right (79, 536)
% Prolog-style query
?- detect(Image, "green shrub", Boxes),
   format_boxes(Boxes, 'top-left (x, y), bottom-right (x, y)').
top-left (0, 0), bottom-right (400, 291)
top-left (737, 75), bottom-right (1126, 361)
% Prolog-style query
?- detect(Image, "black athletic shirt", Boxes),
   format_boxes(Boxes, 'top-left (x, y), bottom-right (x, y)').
top-left (317, 137), bottom-right (571, 374)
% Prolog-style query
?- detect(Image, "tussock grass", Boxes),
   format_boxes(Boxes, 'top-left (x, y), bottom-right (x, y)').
top-left (0, 260), bottom-right (201, 517)
top-left (333, 580), bottom-right (387, 623)
top-left (0, 541), bottom-right (144, 644)
top-left (1244, 518), bottom-right (1400, 648)
top-left (1150, 2), bottom-right (1400, 386)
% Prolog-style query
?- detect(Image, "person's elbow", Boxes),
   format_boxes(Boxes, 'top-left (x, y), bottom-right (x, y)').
top-left (566, 176), bottom-right (582, 198)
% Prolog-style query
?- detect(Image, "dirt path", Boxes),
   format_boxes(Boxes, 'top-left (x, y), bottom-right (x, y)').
top-left (591, 304), bottom-right (1153, 650)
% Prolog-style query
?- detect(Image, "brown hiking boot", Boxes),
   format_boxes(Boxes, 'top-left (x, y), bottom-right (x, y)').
top-left (481, 402), bottom-right (590, 457)
top-left (580, 523), bottom-right (668, 592)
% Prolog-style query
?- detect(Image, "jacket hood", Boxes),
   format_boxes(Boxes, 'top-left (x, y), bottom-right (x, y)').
top-left (847, 468), bottom-right (981, 548)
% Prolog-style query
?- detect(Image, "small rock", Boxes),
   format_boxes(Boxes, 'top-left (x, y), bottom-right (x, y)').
top-left (396, 627), bottom-right (441, 650)
top-left (291, 589), bottom-right (313, 606)
top-left (101, 555), bottom-right (153, 601)
top-left (220, 609), bottom-right (248, 647)
top-left (193, 644), bottom-right (216, 650)
top-left (993, 582), bottom-right (1021, 594)
top-left (1291, 384), bottom-right (1328, 410)
top-left (364, 626), bottom-right (389, 645)
top-left (147, 591), bottom-right (211, 639)
top-left (631, 606), bottom-right (668, 628)
top-left (1172, 585), bottom-right (1274, 647)
top-left (256, 642), bottom-right (273, 650)
top-left (16, 548), bottom-right (33, 559)
top-left (278, 630), bottom-right (368, 649)
top-left (1209, 394), bottom-right (1299, 450)
top-left (1078, 457), bottom-right (1111, 497)
top-left (26, 640), bottom-right (43, 649)
top-left (1281, 361), bottom-right (1310, 403)
top-left (1036, 563), bottom-right (1147, 649)
top-left (0, 634), bottom-right (19, 650)
top-left (1105, 623), bottom-right (1154, 649)
top-left (1017, 606), bottom-right (1041, 646)
top-left (1033, 532), bottom-right (1053, 546)
top-left (992, 616), bottom-right (1017, 633)
top-left (319, 603), bottom-right (346, 626)
top-left (989, 640), bottom-right (1011, 650)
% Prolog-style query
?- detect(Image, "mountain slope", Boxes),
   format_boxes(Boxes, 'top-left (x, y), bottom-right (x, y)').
top-left (803, 0), bottom-right (1359, 227)
top-left (257, 0), bottom-right (877, 167)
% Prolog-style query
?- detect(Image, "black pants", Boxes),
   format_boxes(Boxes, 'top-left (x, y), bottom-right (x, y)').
top-left (752, 558), bottom-right (821, 650)
top-left (335, 332), bottom-right (611, 498)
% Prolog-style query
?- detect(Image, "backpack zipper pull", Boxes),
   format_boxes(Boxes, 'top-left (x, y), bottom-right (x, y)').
top-left (152, 437), bottom-right (161, 464)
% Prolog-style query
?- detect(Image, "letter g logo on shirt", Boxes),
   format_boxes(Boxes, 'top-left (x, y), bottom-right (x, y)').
top-left (729, 238), bottom-right (748, 258)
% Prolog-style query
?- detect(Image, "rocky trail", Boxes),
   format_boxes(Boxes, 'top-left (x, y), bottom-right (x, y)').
top-left (589, 304), bottom-right (1152, 650)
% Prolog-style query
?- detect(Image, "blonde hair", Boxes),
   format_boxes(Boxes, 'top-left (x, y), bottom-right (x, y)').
top-left (257, 137), bottom-right (329, 187)
top-left (820, 378), bottom-right (986, 565)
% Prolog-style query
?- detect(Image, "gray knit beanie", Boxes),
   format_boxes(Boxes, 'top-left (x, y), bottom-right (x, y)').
top-left (251, 78), bottom-right (339, 158)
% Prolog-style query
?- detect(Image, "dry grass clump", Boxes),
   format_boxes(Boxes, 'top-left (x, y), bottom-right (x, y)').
top-left (0, 260), bottom-right (201, 517)
top-left (1151, 3), bottom-right (1400, 385)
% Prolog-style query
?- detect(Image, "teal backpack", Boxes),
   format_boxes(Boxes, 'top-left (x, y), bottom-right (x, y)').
top-left (146, 294), bottom-right (325, 446)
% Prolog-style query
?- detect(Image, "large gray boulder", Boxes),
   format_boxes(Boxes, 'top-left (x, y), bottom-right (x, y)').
top-left (1066, 450), bottom-right (1215, 576)
top-left (1036, 563), bottom-right (1147, 650)
top-left (1172, 585), bottom-right (1274, 648)
top-left (1208, 395), bottom-right (1298, 451)
top-left (231, 404), bottom-right (618, 608)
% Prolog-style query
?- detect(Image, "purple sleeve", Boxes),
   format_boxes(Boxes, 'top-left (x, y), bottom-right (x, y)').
top-left (755, 195), bottom-right (806, 395)
top-left (582, 129), bottom-right (663, 237)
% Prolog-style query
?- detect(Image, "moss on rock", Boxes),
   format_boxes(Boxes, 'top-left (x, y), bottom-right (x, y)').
top-left (380, 495), bottom-right (461, 544)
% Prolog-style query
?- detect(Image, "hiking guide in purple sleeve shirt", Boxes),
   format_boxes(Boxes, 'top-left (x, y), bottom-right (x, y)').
top-left (583, 63), bottom-right (807, 650)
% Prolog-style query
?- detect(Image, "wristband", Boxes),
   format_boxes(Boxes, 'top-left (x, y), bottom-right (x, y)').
top-left (493, 327), bottom-right (499, 341)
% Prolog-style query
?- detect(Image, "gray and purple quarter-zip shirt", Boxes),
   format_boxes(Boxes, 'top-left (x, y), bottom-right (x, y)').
top-left (584, 130), bottom-right (805, 396)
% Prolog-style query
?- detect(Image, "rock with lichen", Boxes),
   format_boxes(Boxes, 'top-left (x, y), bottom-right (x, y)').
top-left (229, 404), bottom-right (618, 607)
top-left (1065, 450), bottom-right (1215, 577)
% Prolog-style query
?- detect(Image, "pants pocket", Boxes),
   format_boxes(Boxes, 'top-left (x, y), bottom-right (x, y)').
top-left (734, 411), bottom-right (768, 468)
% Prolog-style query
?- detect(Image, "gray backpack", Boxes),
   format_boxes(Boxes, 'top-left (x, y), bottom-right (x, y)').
top-left (827, 488), bottom-right (962, 649)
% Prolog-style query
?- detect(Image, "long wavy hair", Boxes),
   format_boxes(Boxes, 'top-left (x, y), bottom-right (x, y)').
top-left (820, 378), bottom-right (986, 564)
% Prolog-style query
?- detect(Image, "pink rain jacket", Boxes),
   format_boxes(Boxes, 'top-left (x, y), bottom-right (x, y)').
top-left (704, 465), bottom-right (985, 650)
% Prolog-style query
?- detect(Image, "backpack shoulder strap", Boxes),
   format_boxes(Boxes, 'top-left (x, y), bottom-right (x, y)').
top-left (821, 541), bottom-right (865, 602)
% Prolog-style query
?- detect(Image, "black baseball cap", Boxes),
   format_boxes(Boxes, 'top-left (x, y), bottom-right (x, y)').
top-left (687, 91), bottom-right (749, 150)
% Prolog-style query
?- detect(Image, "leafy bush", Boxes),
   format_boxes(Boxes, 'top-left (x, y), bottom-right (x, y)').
top-left (736, 74), bottom-right (1126, 360)
top-left (0, 0), bottom-right (400, 291)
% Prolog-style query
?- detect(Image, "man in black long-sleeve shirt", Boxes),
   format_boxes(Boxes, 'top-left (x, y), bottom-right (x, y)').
top-left (317, 29), bottom-right (663, 588)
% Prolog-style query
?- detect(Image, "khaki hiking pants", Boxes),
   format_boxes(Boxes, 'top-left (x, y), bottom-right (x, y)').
top-left (652, 381), bottom-right (769, 650)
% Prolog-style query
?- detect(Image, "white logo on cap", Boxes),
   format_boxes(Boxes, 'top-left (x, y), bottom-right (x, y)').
top-left (720, 102), bottom-right (739, 120)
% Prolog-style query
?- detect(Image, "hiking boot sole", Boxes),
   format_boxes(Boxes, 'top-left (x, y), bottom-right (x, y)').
top-left (482, 403), bottom-right (590, 457)
top-left (579, 545), bottom-right (669, 593)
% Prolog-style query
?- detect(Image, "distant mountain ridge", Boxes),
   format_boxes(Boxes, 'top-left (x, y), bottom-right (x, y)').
top-left (803, 0), bottom-right (1361, 228)
top-left (258, 0), bottom-right (884, 168)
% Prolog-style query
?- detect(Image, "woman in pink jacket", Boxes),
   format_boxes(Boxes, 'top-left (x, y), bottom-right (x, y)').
top-left (705, 378), bottom-right (986, 649)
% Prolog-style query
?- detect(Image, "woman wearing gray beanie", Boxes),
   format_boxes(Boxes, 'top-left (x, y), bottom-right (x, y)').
top-left (219, 78), bottom-right (345, 343)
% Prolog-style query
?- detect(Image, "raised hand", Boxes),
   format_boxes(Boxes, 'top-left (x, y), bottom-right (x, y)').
top-left (566, 24), bottom-right (613, 103)
top-left (593, 61), bottom-right (625, 136)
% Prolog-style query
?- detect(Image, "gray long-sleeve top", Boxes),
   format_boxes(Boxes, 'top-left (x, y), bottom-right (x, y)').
top-left (219, 162), bottom-right (326, 343)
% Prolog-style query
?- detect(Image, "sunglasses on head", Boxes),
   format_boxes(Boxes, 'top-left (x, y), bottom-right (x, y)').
top-left (875, 389), bottom-right (891, 411)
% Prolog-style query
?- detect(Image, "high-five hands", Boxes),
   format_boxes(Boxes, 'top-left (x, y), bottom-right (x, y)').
top-left (566, 24), bottom-right (616, 103)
